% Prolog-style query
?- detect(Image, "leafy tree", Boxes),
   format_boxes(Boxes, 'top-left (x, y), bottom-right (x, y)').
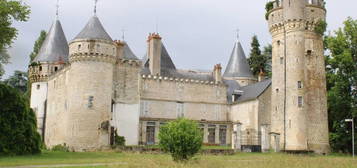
top-left (325, 17), bottom-right (357, 153)
top-left (29, 30), bottom-right (46, 62)
top-left (159, 118), bottom-right (203, 162)
top-left (248, 35), bottom-right (272, 76)
top-left (0, 0), bottom-right (30, 79)
top-left (0, 83), bottom-right (41, 156)
top-left (3, 70), bottom-right (27, 93)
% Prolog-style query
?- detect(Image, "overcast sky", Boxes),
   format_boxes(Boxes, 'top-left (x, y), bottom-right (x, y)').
top-left (3, 0), bottom-right (357, 78)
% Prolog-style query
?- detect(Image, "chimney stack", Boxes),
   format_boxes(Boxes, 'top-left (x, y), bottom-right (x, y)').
top-left (213, 64), bottom-right (222, 83)
top-left (147, 33), bottom-right (162, 75)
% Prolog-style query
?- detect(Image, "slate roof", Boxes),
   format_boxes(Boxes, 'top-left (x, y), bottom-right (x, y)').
top-left (122, 42), bottom-right (138, 60)
top-left (33, 19), bottom-right (69, 63)
top-left (223, 41), bottom-right (254, 78)
top-left (74, 15), bottom-right (112, 41)
top-left (225, 79), bottom-right (241, 103)
top-left (236, 79), bottom-right (272, 103)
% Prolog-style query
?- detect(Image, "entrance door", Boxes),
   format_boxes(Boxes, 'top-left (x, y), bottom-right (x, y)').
top-left (146, 122), bottom-right (156, 145)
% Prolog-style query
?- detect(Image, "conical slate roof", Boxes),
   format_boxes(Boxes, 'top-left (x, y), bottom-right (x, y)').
top-left (33, 19), bottom-right (69, 63)
top-left (223, 41), bottom-right (253, 78)
top-left (122, 42), bottom-right (138, 60)
top-left (74, 15), bottom-right (112, 41)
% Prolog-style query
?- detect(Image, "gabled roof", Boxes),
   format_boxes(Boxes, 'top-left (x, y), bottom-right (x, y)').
top-left (33, 19), bottom-right (69, 63)
top-left (236, 79), bottom-right (272, 103)
top-left (223, 41), bottom-right (254, 78)
top-left (122, 42), bottom-right (138, 60)
top-left (74, 15), bottom-right (112, 41)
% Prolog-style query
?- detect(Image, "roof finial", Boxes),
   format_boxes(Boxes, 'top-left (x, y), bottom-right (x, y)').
top-left (236, 28), bottom-right (240, 41)
top-left (121, 28), bottom-right (126, 41)
top-left (94, 0), bottom-right (98, 15)
top-left (155, 17), bottom-right (159, 33)
top-left (56, 0), bottom-right (59, 18)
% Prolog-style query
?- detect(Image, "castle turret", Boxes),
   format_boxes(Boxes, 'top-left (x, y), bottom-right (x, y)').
top-left (29, 18), bottom-right (69, 139)
top-left (223, 40), bottom-right (256, 86)
top-left (64, 15), bottom-right (116, 151)
top-left (267, 0), bottom-right (329, 153)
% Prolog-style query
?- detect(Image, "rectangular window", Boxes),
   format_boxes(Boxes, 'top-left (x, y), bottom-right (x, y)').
top-left (298, 96), bottom-right (303, 108)
top-left (208, 125), bottom-right (216, 144)
top-left (88, 96), bottom-right (94, 108)
top-left (146, 122), bottom-right (156, 145)
top-left (176, 103), bottom-right (184, 118)
top-left (298, 81), bottom-right (303, 89)
top-left (280, 57), bottom-right (284, 64)
top-left (219, 125), bottom-right (227, 145)
top-left (37, 84), bottom-right (40, 90)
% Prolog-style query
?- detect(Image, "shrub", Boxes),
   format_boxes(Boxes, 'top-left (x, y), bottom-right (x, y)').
top-left (51, 144), bottom-right (69, 152)
top-left (315, 20), bottom-right (327, 36)
top-left (158, 118), bottom-right (203, 162)
top-left (114, 131), bottom-right (125, 147)
top-left (265, 1), bottom-right (275, 20)
top-left (0, 83), bottom-right (41, 155)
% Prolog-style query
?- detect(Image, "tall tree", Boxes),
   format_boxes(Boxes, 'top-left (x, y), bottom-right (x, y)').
top-left (248, 35), bottom-right (271, 76)
top-left (0, 0), bottom-right (30, 79)
top-left (325, 17), bottom-right (357, 153)
top-left (29, 30), bottom-right (46, 62)
top-left (3, 70), bottom-right (27, 93)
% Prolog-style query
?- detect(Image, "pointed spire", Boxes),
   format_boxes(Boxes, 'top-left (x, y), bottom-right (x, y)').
top-left (73, 15), bottom-right (113, 41)
top-left (33, 20), bottom-right (69, 63)
top-left (223, 40), bottom-right (253, 78)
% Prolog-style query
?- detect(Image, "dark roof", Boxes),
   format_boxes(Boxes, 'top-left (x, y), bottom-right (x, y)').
top-left (74, 15), bottom-right (112, 41)
top-left (223, 41), bottom-right (254, 78)
top-left (224, 79), bottom-right (241, 103)
top-left (122, 42), bottom-right (138, 60)
top-left (33, 19), bottom-right (69, 63)
top-left (142, 42), bottom-right (177, 76)
top-left (236, 79), bottom-right (272, 103)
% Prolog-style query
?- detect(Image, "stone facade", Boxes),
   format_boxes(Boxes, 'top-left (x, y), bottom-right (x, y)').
top-left (267, 0), bottom-right (329, 154)
top-left (29, 1), bottom-right (330, 153)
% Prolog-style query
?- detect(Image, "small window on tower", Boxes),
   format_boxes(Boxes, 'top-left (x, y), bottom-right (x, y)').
top-left (298, 81), bottom-right (303, 89)
top-left (78, 44), bottom-right (82, 51)
top-left (39, 66), bottom-right (42, 71)
top-left (88, 96), bottom-right (94, 108)
top-left (277, 40), bottom-right (281, 46)
top-left (54, 67), bottom-right (58, 72)
top-left (307, 50), bottom-right (312, 56)
top-left (37, 84), bottom-right (40, 90)
top-left (280, 57), bottom-right (284, 64)
top-left (298, 96), bottom-right (303, 108)
top-left (276, 88), bottom-right (279, 93)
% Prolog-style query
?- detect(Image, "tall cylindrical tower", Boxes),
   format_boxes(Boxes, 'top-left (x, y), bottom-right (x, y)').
top-left (267, 0), bottom-right (329, 153)
top-left (66, 15), bottom-right (116, 151)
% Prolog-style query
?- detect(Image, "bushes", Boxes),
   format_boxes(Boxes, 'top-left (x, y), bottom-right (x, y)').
top-left (113, 131), bottom-right (125, 148)
top-left (315, 20), bottom-right (327, 36)
top-left (159, 118), bottom-right (203, 162)
top-left (51, 144), bottom-right (69, 152)
top-left (0, 83), bottom-right (41, 155)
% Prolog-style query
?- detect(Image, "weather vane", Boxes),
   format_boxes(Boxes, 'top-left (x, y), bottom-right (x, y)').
top-left (94, 0), bottom-right (98, 15)
top-left (56, 0), bottom-right (59, 18)
top-left (236, 28), bottom-right (240, 40)
top-left (121, 29), bottom-right (126, 41)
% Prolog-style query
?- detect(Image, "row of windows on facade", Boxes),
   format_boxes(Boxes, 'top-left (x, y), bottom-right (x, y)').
top-left (145, 121), bottom-right (228, 145)
top-left (77, 44), bottom-right (116, 55)
top-left (38, 66), bottom-right (59, 72)
top-left (140, 101), bottom-right (223, 120)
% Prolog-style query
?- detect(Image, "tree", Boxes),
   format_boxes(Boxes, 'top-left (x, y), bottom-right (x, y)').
top-left (0, 83), bottom-right (41, 155)
top-left (325, 17), bottom-right (357, 153)
top-left (3, 70), bottom-right (28, 93)
top-left (159, 118), bottom-right (203, 162)
top-left (29, 30), bottom-right (47, 62)
top-left (248, 35), bottom-right (271, 76)
top-left (0, 0), bottom-right (30, 79)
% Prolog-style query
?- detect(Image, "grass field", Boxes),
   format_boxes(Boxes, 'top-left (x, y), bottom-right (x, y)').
top-left (0, 151), bottom-right (356, 168)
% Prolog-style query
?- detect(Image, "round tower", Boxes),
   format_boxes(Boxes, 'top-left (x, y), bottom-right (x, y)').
top-left (267, 0), bottom-right (329, 153)
top-left (29, 18), bottom-right (69, 139)
top-left (66, 15), bottom-right (116, 151)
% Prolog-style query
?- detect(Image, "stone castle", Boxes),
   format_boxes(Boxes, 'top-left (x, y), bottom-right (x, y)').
top-left (29, 0), bottom-right (330, 154)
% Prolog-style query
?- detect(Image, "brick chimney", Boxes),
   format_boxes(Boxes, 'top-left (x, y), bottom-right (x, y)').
top-left (258, 69), bottom-right (265, 82)
top-left (213, 64), bottom-right (222, 83)
top-left (147, 33), bottom-right (162, 75)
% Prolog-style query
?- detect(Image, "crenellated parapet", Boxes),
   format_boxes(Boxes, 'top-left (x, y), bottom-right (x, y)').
top-left (28, 62), bottom-right (67, 83)
top-left (141, 74), bottom-right (224, 87)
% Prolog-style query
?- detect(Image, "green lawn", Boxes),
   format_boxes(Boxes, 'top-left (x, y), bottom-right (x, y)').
top-left (0, 151), bottom-right (356, 168)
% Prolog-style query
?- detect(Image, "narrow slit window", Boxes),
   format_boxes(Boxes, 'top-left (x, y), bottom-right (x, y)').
top-left (280, 57), bottom-right (284, 64)
top-left (298, 81), bottom-right (303, 89)
top-left (298, 96), bottom-right (303, 108)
